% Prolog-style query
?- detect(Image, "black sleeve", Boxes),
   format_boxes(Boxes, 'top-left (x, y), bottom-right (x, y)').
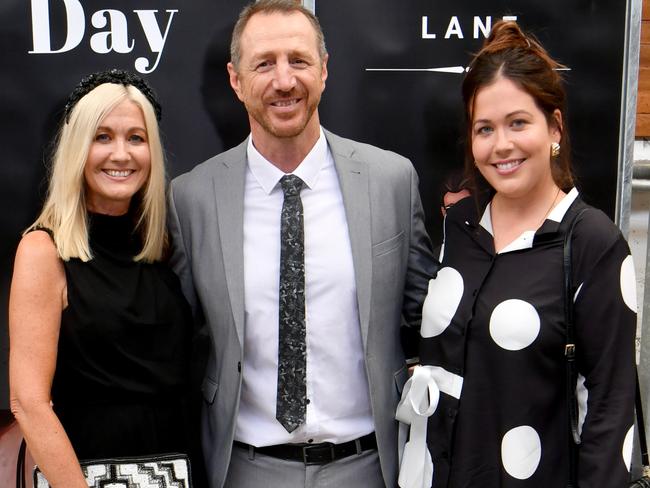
top-left (573, 216), bottom-right (636, 487)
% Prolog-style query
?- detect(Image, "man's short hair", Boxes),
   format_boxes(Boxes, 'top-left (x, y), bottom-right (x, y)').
top-left (230, 0), bottom-right (328, 69)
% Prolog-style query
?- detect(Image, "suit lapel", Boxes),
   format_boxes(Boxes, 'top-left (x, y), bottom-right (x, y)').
top-left (212, 140), bottom-right (248, 348)
top-left (325, 130), bottom-right (372, 348)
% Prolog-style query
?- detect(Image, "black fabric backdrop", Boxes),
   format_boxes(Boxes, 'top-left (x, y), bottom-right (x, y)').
top-left (0, 0), bottom-right (628, 408)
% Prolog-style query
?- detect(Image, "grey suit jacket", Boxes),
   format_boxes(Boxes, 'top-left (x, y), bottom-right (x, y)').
top-left (168, 129), bottom-right (436, 488)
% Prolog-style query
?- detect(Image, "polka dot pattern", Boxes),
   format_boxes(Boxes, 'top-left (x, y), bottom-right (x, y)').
top-left (623, 425), bottom-right (634, 472)
top-left (422, 195), bottom-right (638, 486)
top-left (501, 426), bottom-right (542, 479)
top-left (489, 299), bottom-right (540, 351)
top-left (620, 255), bottom-right (637, 313)
top-left (421, 267), bottom-right (464, 338)
top-left (576, 374), bottom-right (588, 436)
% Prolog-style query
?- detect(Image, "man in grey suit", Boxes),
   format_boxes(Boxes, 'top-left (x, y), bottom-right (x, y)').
top-left (168, 1), bottom-right (436, 487)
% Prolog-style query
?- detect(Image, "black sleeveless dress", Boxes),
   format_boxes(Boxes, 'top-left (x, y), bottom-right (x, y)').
top-left (50, 212), bottom-right (194, 460)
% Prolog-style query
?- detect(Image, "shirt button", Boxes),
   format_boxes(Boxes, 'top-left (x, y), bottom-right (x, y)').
top-left (237, 361), bottom-right (241, 372)
top-left (306, 398), bottom-right (311, 405)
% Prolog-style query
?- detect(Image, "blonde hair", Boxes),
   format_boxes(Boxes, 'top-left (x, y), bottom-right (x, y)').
top-left (28, 82), bottom-right (167, 262)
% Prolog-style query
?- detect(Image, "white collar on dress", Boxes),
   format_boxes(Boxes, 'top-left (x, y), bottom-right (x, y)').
top-left (479, 187), bottom-right (579, 254)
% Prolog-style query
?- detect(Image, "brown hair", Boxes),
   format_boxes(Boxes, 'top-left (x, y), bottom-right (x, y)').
top-left (461, 20), bottom-right (573, 196)
top-left (230, 0), bottom-right (327, 69)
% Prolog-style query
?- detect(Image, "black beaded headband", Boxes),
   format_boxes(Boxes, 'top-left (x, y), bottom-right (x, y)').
top-left (64, 68), bottom-right (162, 123)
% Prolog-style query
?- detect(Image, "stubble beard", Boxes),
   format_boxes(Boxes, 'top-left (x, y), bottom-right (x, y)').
top-left (249, 95), bottom-right (320, 140)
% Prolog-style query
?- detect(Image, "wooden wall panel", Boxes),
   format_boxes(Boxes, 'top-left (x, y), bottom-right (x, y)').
top-left (642, 20), bottom-right (650, 44)
top-left (638, 0), bottom-right (650, 136)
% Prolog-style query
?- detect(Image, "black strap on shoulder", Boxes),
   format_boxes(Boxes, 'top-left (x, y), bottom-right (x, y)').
top-left (16, 438), bottom-right (26, 488)
top-left (563, 207), bottom-right (587, 488)
top-left (564, 205), bottom-right (650, 485)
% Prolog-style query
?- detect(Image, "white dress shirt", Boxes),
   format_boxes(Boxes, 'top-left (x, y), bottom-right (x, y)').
top-left (235, 128), bottom-right (374, 446)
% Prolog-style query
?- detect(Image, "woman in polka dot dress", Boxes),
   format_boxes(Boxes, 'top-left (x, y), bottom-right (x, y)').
top-left (418, 21), bottom-right (637, 487)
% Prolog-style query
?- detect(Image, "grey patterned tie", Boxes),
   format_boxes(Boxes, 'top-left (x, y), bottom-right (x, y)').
top-left (276, 174), bottom-right (306, 433)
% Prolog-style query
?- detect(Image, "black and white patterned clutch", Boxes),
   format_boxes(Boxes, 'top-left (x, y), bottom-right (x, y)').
top-left (34, 452), bottom-right (192, 487)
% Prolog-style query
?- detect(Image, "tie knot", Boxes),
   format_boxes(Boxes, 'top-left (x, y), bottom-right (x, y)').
top-left (280, 174), bottom-right (304, 197)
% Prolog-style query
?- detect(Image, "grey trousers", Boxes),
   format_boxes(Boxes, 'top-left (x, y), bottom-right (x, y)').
top-left (223, 443), bottom-right (387, 488)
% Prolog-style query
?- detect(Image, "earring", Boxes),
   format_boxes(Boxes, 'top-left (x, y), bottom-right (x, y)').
top-left (550, 142), bottom-right (560, 158)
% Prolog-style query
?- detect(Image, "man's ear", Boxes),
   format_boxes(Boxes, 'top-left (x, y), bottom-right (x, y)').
top-left (320, 54), bottom-right (329, 87)
top-left (227, 62), bottom-right (244, 102)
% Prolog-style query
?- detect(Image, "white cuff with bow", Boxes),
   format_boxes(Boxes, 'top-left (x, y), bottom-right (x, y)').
top-left (395, 365), bottom-right (464, 488)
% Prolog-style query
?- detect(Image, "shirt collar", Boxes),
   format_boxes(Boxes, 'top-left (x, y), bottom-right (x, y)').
top-left (547, 187), bottom-right (579, 222)
top-left (479, 201), bottom-right (493, 234)
top-left (247, 127), bottom-right (328, 194)
top-left (478, 187), bottom-right (580, 253)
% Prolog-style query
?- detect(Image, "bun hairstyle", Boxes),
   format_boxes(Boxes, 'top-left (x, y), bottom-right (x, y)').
top-left (462, 20), bottom-right (573, 194)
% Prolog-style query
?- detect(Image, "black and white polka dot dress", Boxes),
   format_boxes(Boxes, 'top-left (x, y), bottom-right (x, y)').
top-left (420, 189), bottom-right (636, 487)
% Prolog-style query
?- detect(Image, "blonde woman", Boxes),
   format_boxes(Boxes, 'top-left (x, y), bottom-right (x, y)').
top-left (9, 70), bottom-right (195, 487)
